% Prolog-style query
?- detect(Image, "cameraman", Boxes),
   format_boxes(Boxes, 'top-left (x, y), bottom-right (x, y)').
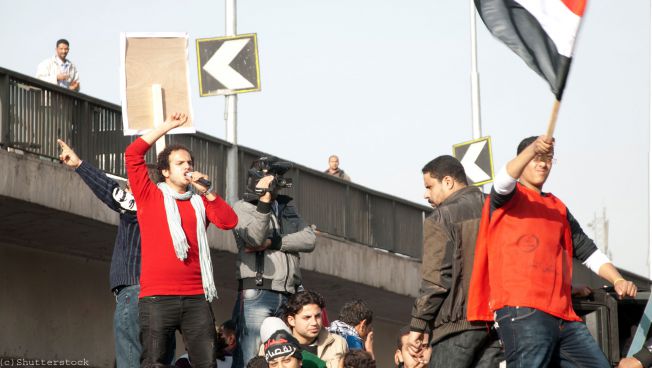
top-left (231, 157), bottom-right (316, 368)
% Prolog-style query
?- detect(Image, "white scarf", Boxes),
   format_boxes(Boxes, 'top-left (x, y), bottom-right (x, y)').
top-left (157, 182), bottom-right (217, 301)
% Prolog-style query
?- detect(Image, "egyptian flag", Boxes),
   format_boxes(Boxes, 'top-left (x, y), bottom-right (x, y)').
top-left (475, 0), bottom-right (587, 100)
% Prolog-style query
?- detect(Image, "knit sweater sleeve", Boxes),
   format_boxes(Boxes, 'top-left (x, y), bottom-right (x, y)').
top-left (75, 160), bottom-right (121, 213)
top-left (567, 209), bottom-right (599, 262)
top-left (203, 195), bottom-right (238, 230)
top-left (489, 165), bottom-right (517, 215)
top-left (125, 138), bottom-right (157, 204)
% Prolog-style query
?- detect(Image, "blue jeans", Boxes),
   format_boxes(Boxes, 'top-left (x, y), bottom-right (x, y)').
top-left (114, 285), bottom-right (142, 368)
top-left (232, 289), bottom-right (288, 368)
top-left (495, 306), bottom-right (610, 368)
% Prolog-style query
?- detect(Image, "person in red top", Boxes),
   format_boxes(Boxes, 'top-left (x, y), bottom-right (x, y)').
top-left (125, 112), bottom-right (238, 368)
top-left (467, 135), bottom-right (637, 367)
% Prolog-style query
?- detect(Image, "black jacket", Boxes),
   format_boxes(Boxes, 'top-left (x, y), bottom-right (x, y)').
top-left (410, 186), bottom-right (486, 343)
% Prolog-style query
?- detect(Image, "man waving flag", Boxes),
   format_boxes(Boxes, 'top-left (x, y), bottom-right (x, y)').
top-left (475, 0), bottom-right (587, 101)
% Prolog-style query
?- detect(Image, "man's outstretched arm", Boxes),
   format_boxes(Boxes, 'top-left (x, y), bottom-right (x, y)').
top-left (505, 135), bottom-right (553, 179)
top-left (567, 211), bottom-right (638, 299)
top-left (139, 112), bottom-right (187, 145)
top-left (58, 139), bottom-right (122, 213)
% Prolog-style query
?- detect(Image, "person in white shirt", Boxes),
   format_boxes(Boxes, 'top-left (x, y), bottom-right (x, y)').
top-left (36, 39), bottom-right (80, 91)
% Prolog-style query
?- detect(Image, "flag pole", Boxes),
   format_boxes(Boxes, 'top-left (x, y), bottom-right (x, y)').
top-left (545, 98), bottom-right (561, 140)
top-left (470, 0), bottom-right (482, 140)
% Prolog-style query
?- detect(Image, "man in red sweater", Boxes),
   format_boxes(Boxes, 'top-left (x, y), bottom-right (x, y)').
top-left (126, 112), bottom-right (238, 368)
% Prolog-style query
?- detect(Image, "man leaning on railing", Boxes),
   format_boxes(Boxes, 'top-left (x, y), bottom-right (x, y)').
top-left (36, 39), bottom-right (80, 91)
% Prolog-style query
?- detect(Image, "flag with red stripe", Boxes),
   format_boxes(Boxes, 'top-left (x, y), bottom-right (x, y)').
top-left (475, 0), bottom-right (587, 100)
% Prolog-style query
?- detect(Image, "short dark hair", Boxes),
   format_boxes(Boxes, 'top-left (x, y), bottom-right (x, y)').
top-left (156, 144), bottom-right (194, 182)
top-left (338, 299), bottom-right (373, 326)
top-left (56, 39), bottom-right (69, 47)
top-left (421, 155), bottom-right (468, 185)
top-left (517, 136), bottom-right (538, 155)
top-left (396, 325), bottom-right (431, 349)
top-left (396, 326), bottom-right (410, 349)
top-left (343, 351), bottom-right (375, 368)
top-left (284, 291), bottom-right (325, 321)
top-left (221, 319), bottom-right (236, 333)
top-left (246, 356), bottom-right (268, 368)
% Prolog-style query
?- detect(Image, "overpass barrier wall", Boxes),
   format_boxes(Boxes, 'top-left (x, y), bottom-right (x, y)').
top-left (0, 66), bottom-right (430, 259)
top-left (0, 146), bottom-right (422, 301)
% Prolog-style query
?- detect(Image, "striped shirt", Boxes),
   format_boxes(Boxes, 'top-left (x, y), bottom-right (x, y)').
top-left (75, 161), bottom-right (140, 291)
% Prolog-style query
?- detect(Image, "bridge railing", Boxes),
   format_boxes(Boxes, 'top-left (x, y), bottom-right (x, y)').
top-left (0, 67), bottom-right (429, 259)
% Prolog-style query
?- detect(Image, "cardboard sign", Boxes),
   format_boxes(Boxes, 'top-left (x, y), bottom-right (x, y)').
top-left (120, 32), bottom-right (195, 135)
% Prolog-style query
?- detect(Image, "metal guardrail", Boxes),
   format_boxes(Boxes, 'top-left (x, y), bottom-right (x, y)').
top-left (0, 66), bottom-right (429, 259)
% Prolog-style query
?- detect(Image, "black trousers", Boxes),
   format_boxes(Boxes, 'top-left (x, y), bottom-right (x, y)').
top-left (430, 328), bottom-right (503, 368)
top-left (139, 295), bottom-right (217, 368)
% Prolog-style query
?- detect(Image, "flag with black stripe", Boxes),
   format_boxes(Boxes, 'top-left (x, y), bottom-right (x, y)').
top-left (475, 0), bottom-right (587, 100)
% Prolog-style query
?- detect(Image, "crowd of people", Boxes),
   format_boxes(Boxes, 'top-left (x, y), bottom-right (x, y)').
top-left (48, 37), bottom-right (649, 368)
top-left (57, 112), bottom-right (375, 368)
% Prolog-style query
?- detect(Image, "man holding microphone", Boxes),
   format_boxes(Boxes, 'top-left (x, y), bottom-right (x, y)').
top-left (125, 112), bottom-right (238, 368)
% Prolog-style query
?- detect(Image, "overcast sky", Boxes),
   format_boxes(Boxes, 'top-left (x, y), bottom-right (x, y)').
top-left (1, 0), bottom-right (650, 276)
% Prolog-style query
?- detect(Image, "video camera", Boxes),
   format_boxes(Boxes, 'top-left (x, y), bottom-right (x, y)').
top-left (248, 156), bottom-right (293, 196)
